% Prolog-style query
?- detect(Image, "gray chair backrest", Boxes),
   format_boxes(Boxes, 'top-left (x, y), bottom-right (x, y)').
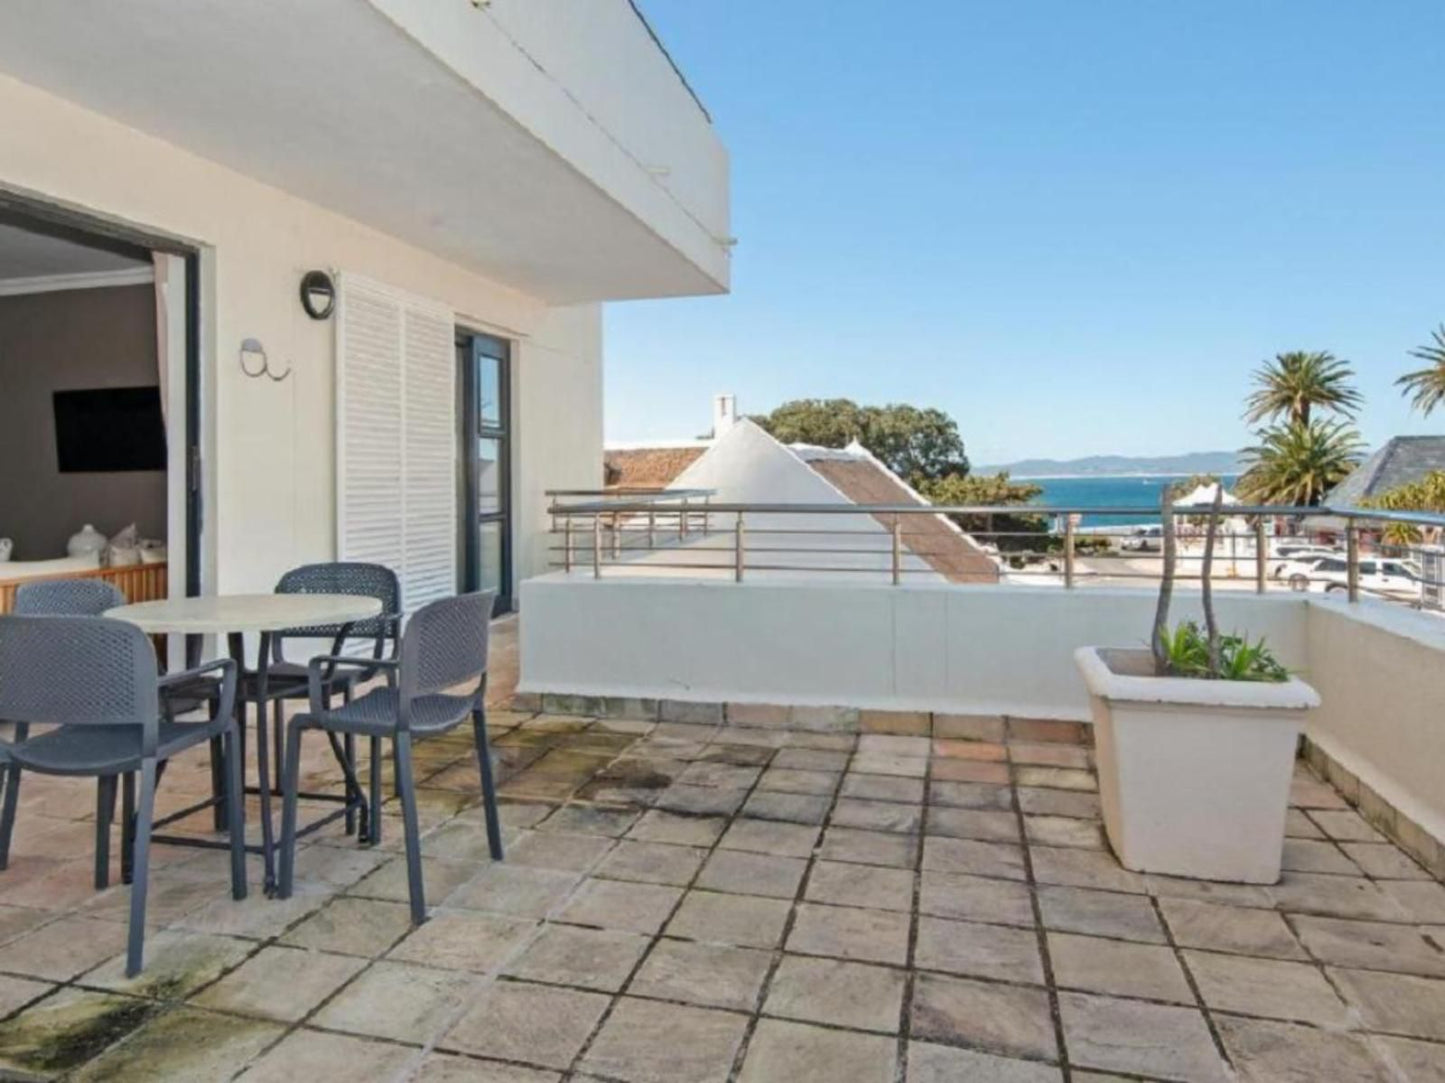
top-left (0, 615), bottom-right (159, 730)
top-left (400, 592), bottom-right (495, 701)
top-left (274, 562), bottom-right (401, 649)
top-left (14, 579), bottom-right (125, 616)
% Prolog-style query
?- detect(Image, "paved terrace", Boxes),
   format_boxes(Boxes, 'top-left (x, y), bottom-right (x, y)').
top-left (0, 703), bottom-right (1439, 1080)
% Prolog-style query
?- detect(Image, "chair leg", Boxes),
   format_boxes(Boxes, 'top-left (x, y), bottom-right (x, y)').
top-left (368, 736), bottom-right (383, 846)
top-left (224, 722), bottom-right (247, 901)
top-left (0, 723), bottom-right (28, 870)
top-left (121, 772), bottom-right (136, 884)
top-left (343, 735), bottom-right (357, 836)
top-left (277, 718), bottom-right (306, 900)
top-left (94, 776), bottom-right (118, 890)
top-left (338, 684), bottom-right (357, 837)
top-left (471, 709), bottom-right (504, 861)
top-left (394, 732), bottom-right (425, 925)
top-left (272, 700), bottom-right (286, 802)
top-left (208, 734), bottom-right (226, 831)
top-left (125, 757), bottom-right (158, 978)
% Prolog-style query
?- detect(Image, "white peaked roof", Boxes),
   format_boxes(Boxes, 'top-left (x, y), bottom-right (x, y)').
top-left (1175, 482), bottom-right (1239, 507)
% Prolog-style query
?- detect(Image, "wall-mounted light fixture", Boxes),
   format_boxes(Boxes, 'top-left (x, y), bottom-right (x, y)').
top-left (299, 270), bottom-right (336, 320)
top-left (239, 337), bottom-right (291, 382)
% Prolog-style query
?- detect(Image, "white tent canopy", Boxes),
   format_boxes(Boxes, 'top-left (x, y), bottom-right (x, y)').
top-left (1174, 482), bottom-right (1239, 507)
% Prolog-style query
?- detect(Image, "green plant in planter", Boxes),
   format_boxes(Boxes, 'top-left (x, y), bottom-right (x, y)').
top-left (1150, 487), bottom-right (1289, 683)
top-left (1157, 621), bottom-right (1288, 682)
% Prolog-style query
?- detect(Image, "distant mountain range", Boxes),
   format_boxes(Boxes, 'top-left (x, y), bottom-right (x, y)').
top-left (977, 450), bottom-right (1246, 479)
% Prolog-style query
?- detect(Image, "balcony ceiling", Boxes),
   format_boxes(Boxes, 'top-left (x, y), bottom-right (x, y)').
top-left (0, 0), bottom-right (723, 304)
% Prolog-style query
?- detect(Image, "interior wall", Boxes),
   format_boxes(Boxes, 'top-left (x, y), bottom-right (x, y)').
top-left (0, 284), bottom-right (164, 558)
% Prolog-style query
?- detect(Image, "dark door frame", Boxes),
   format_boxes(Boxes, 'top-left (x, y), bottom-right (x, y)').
top-left (457, 329), bottom-right (513, 614)
top-left (0, 191), bottom-right (204, 601)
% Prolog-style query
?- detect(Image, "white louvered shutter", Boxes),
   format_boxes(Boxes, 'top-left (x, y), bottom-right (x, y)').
top-left (337, 274), bottom-right (456, 614)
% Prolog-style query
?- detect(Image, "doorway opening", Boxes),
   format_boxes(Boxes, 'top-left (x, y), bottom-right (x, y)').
top-left (0, 196), bottom-right (201, 626)
top-left (458, 329), bottom-right (513, 615)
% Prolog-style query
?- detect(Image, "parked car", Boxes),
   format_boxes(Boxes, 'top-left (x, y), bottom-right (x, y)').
top-left (1270, 546), bottom-right (1342, 580)
top-left (1286, 556), bottom-right (1421, 598)
top-left (1121, 525), bottom-right (1163, 552)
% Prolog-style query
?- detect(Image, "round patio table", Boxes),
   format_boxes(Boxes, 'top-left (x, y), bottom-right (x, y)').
top-left (108, 593), bottom-right (383, 895)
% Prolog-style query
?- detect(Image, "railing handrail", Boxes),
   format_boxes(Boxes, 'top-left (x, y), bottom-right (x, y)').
top-left (547, 498), bottom-right (1445, 529)
top-left (547, 487), bottom-right (716, 497)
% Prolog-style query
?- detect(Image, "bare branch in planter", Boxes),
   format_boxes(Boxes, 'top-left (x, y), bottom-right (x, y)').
top-left (1200, 486), bottom-right (1225, 677)
top-left (1152, 485), bottom-right (1177, 676)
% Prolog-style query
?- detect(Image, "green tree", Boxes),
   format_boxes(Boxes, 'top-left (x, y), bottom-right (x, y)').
top-left (1236, 419), bottom-right (1363, 507)
top-left (1395, 325), bottom-right (1445, 417)
top-left (752, 399), bottom-right (968, 484)
top-left (1362, 469), bottom-right (1445, 545)
top-left (917, 472), bottom-right (1048, 553)
top-left (1244, 351), bottom-right (1362, 427)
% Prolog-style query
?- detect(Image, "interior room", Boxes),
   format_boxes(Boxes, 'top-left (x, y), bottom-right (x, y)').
top-left (0, 213), bottom-right (172, 604)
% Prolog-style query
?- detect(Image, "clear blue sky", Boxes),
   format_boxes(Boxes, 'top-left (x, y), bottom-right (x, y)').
top-left (606, 1), bottom-right (1445, 466)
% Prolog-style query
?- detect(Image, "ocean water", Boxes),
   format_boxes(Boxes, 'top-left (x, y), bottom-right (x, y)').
top-left (1021, 475), bottom-right (1241, 527)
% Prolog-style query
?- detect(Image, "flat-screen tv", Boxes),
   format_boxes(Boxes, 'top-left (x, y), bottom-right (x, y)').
top-left (52, 386), bottom-right (167, 473)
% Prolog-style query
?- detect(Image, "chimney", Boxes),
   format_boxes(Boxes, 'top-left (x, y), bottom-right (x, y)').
top-left (713, 393), bottom-right (737, 437)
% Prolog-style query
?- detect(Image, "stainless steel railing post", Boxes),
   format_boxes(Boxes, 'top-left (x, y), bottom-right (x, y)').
top-left (593, 515), bottom-right (602, 579)
top-left (1255, 518), bottom-right (1268, 594)
top-left (891, 515), bottom-right (902, 586)
top-left (734, 513), bottom-right (746, 582)
top-left (1064, 516), bottom-right (1076, 589)
top-left (1346, 523), bottom-right (1360, 602)
top-left (563, 517), bottom-right (573, 573)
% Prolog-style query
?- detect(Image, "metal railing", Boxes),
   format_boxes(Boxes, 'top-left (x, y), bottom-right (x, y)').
top-left (545, 492), bottom-right (1445, 610)
top-left (545, 489), bottom-right (715, 571)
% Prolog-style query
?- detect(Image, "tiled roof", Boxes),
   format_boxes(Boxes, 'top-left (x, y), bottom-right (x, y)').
top-left (603, 446), bottom-right (707, 489)
top-left (798, 453), bottom-right (999, 584)
top-left (1325, 436), bottom-right (1445, 509)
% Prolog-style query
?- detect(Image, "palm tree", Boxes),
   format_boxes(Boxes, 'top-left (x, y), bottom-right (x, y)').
top-left (1236, 419), bottom-right (1363, 507)
top-left (1396, 325), bottom-right (1445, 416)
top-left (1244, 351), bottom-right (1362, 427)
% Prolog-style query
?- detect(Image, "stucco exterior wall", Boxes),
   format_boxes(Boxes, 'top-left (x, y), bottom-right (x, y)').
top-left (0, 72), bottom-right (600, 595)
top-left (1305, 598), bottom-right (1445, 846)
top-left (519, 578), bottom-right (1310, 719)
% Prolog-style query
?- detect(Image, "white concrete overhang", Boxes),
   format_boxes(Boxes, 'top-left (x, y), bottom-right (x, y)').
top-left (0, 0), bottom-right (730, 304)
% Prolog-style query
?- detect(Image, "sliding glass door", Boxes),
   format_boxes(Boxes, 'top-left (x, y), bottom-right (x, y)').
top-left (459, 331), bottom-right (512, 615)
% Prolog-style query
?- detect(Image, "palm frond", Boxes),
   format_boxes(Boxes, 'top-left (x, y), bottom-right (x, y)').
top-left (1243, 351), bottom-right (1363, 426)
top-left (1396, 325), bottom-right (1445, 417)
top-left (1236, 418), bottom-right (1364, 507)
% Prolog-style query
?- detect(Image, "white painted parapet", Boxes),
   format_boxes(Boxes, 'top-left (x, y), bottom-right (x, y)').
top-left (519, 576), bottom-right (1309, 720)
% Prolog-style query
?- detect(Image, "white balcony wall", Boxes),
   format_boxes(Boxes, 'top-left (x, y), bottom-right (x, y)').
top-left (520, 579), bottom-right (1309, 718)
top-left (523, 575), bottom-right (1445, 854)
top-left (1305, 599), bottom-right (1445, 846)
top-left (0, 73), bottom-right (598, 593)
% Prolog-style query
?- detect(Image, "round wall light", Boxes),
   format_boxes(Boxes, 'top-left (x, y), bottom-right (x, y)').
top-left (299, 270), bottom-right (336, 320)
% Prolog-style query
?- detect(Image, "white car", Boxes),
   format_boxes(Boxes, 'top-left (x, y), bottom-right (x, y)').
top-left (1286, 556), bottom-right (1421, 598)
top-left (1270, 546), bottom-right (1342, 580)
top-left (1120, 525), bottom-right (1163, 552)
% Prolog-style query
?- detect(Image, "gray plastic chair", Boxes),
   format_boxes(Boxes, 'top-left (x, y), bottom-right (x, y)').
top-left (269, 563), bottom-right (401, 840)
top-left (277, 591), bottom-right (501, 923)
top-left (1, 580), bottom-right (128, 876)
top-left (13, 579), bottom-right (125, 616)
top-left (179, 562), bottom-right (400, 840)
top-left (0, 614), bottom-right (244, 976)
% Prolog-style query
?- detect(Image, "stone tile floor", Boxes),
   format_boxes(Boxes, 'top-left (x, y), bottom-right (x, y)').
top-left (0, 709), bottom-right (1439, 1080)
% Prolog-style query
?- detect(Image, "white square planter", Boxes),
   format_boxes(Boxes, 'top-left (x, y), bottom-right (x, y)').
top-left (1074, 646), bottom-right (1320, 884)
